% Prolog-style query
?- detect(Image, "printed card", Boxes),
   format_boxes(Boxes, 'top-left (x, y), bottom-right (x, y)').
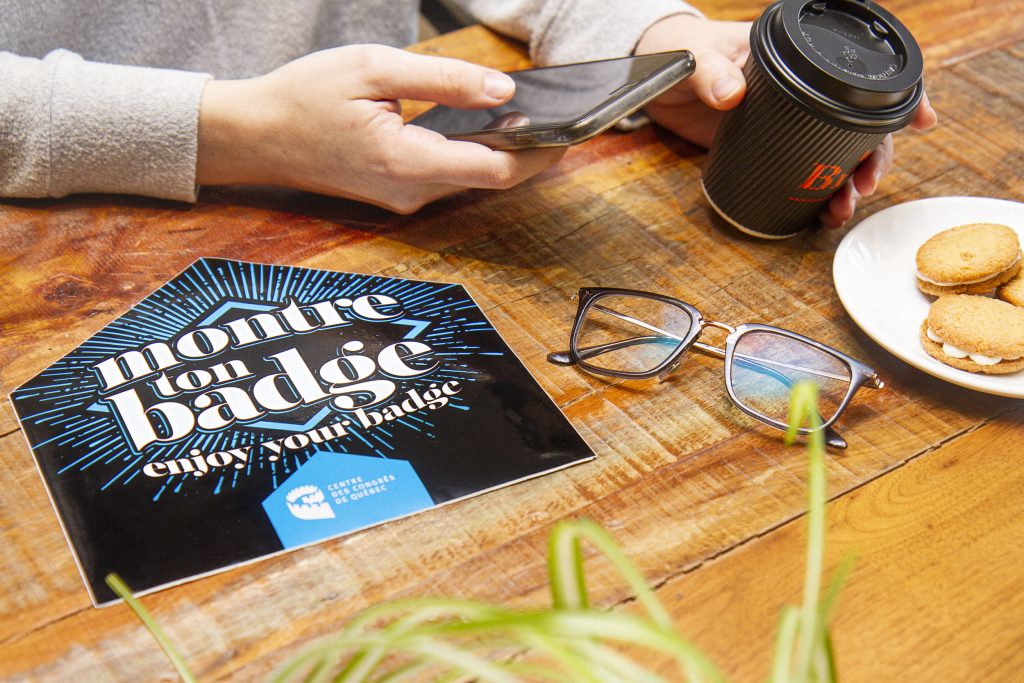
top-left (11, 258), bottom-right (593, 605)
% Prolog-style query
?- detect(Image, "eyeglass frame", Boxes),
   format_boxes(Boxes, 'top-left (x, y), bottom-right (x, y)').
top-left (547, 287), bottom-right (884, 449)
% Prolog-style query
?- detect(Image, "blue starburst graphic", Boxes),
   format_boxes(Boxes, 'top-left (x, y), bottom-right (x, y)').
top-left (12, 258), bottom-right (501, 501)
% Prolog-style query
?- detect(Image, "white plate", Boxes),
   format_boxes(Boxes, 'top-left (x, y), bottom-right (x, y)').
top-left (833, 196), bottom-right (1024, 398)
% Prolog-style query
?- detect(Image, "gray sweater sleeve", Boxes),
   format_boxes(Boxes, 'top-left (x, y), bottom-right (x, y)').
top-left (456, 0), bottom-right (703, 65)
top-left (0, 50), bottom-right (210, 201)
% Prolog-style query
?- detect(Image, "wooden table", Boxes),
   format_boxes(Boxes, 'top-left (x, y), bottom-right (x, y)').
top-left (4, 2), bottom-right (1024, 680)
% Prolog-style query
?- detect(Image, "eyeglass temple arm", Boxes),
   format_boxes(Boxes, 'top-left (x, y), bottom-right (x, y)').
top-left (546, 337), bottom-right (848, 449)
top-left (547, 335), bottom-right (869, 388)
top-left (582, 304), bottom-right (877, 387)
top-left (546, 335), bottom-right (674, 366)
top-left (547, 301), bottom-right (686, 367)
top-left (548, 330), bottom-right (854, 450)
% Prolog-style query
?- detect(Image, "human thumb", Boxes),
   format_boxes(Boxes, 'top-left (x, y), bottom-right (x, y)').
top-left (366, 46), bottom-right (515, 108)
top-left (688, 49), bottom-right (746, 110)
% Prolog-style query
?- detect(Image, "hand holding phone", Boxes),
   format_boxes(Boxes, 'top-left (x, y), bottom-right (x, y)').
top-left (409, 51), bottom-right (696, 150)
top-left (199, 45), bottom-right (566, 213)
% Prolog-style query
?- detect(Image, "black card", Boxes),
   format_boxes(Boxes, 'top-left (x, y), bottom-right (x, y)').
top-left (11, 259), bottom-right (593, 605)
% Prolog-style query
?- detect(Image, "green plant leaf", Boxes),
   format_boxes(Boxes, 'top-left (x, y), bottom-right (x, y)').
top-left (104, 573), bottom-right (197, 683)
top-left (770, 605), bottom-right (800, 683)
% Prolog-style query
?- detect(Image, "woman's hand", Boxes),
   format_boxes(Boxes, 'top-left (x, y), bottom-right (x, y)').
top-left (197, 45), bottom-right (565, 213)
top-left (635, 13), bottom-right (937, 229)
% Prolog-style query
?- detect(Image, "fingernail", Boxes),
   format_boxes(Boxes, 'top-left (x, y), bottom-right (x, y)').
top-left (871, 168), bottom-right (882, 193)
top-left (483, 73), bottom-right (514, 99)
top-left (712, 76), bottom-right (740, 102)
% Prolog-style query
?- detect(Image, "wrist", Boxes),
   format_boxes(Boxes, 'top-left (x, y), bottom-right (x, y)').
top-left (196, 78), bottom-right (277, 186)
top-left (635, 12), bottom-right (705, 55)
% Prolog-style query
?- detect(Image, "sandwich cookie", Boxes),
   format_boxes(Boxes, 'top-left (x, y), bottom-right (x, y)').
top-left (998, 271), bottom-right (1024, 307)
top-left (920, 295), bottom-right (1024, 374)
top-left (915, 223), bottom-right (1021, 296)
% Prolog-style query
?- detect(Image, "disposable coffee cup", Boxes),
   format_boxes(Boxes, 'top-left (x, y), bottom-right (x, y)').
top-left (702, 0), bottom-right (924, 239)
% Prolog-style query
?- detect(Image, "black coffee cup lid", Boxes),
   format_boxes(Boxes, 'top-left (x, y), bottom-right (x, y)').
top-left (756, 0), bottom-right (924, 131)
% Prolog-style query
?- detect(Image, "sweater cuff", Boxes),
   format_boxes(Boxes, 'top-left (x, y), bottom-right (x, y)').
top-left (533, 0), bottom-right (704, 65)
top-left (47, 50), bottom-right (211, 202)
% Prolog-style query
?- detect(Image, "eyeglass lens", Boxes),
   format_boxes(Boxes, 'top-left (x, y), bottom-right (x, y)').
top-left (729, 330), bottom-right (852, 426)
top-left (575, 294), bottom-right (693, 374)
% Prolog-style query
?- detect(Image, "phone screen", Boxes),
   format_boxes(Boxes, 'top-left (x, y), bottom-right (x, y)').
top-left (411, 52), bottom-right (683, 136)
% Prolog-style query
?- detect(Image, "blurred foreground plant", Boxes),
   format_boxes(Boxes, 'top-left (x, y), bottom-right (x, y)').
top-left (108, 381), bottom-right (848, 682)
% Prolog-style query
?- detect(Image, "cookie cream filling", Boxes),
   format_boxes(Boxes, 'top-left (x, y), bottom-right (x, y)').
top-left (916, 252), bottom-right (1021, 286)
top-left (926, 326), bottom-right (1021, 365)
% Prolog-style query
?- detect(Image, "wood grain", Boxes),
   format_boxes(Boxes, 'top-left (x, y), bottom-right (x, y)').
top-left (643, 407), bottom-right (1024, 682)
top-left (3, 6), bottom-right (1024, 681)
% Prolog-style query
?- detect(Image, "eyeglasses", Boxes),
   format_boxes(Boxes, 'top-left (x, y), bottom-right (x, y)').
top-left (547, 288), bottom-right (883, 449)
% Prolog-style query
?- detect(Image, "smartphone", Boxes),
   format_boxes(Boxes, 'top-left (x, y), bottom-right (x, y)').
top-left (409, 50), bottom-right (695, 149)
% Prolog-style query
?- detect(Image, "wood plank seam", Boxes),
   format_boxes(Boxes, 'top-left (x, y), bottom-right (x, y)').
top-left (938, 30), bottom-right (1024, 67)
top-left (576, 408), bottom-right (1023, 637)
top-left (865, 165), bottom-right (976, 205)
top-left (551, 209), bottom-right (617, 244)
top-left (1, 610), bottom-right (81, 647)
top-left (565, 405), bottom-right (1020, 603)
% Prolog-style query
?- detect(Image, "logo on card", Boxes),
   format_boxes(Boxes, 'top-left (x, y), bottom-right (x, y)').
top-left (262, 451), bottom-right (435, 549)
top-left (285, 485), bottom-right (335, 520)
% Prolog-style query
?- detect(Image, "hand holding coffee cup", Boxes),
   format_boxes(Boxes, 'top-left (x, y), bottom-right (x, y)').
top-left (700, 0), bottom-right (930, 238)
top-left (635, 7), bottom-right (935, 234)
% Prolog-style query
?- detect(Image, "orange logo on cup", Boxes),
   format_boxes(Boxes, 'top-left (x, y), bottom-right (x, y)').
top-left (799, 163), bottom-right (848, 191)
